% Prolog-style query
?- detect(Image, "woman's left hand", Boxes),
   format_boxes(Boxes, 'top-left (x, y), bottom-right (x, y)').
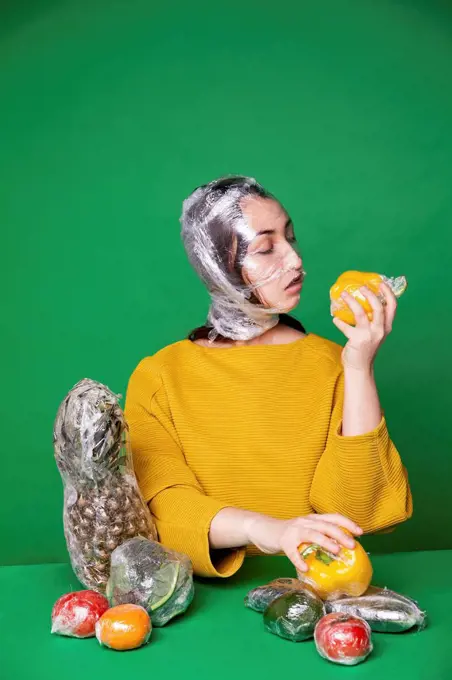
top-left (332, 282), bottom-right (397, 371)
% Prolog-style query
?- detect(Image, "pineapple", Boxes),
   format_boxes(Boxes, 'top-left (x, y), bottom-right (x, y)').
top-left (54, 378), bottom-right (157, 593)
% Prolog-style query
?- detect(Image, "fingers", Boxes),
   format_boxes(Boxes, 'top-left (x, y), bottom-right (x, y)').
top-left (380, 281), bottom-right (397, 306)
top-left (303, 520), bottom-right (356, 549)
top-left (307, 513), bottom-right (363, 536)
top-left (332, 316), bottom-right (353, 339)
top-left (341, 291), bottom-right (369, 328)
top-left (282, 527), bottom-right (339, 573)
top-left (283, 543), bottom-right (308, 573)
top-left (280, 513), bottom-right (365, 575)
top-left (299, 528), bottom-right (342, 554)
top-left (379, 282), bottom-right (397, 333)
top-left (361, 286), bottom-right (384, 328)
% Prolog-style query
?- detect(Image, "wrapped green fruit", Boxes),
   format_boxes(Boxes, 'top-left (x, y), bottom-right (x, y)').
top-left (325, 586), bottom-right (427, 633)
top-left (264, 590), bottom-right (325, 642)
top-left (107, 537), bottom-right (194, 627)
top-left (245, 578), bottom-right (311, 613)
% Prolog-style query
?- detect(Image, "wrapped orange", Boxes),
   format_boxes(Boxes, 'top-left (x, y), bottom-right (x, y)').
top-left (95, 604), bottom-right (151, 651)
top-left (330, 271), bottom-right (407, 325)
top-left (298, 533), bottom-right (373, 601)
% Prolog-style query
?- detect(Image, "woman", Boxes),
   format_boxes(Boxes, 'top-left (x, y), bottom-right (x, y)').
top-left (125, 176), bottom-right (412, 578)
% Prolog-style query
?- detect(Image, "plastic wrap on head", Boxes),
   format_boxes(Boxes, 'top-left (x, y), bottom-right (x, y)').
top-left (107, 536), bottom-right (194, 627)
top-left (181, 175), bottom-right (305, 341)
top-left (53, 378), bottom-right (158, 593)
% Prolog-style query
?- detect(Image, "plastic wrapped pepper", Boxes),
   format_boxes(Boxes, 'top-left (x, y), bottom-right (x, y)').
top-left (330, 271), bottom-right (407, 325)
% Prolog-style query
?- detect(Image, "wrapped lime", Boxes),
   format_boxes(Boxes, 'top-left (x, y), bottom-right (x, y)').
top-left (107, 537), bottom-right (194, 627)
top-left (264, 590), bottom-right (325, 642)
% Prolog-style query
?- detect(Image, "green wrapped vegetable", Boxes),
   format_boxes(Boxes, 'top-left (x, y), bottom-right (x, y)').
top-left (325, 586), bottom-right (427, 633)
top-left (107, 536), bottom-right (194, 627)
top-left (264, 589), bottom-right (325, 642)
top-left (245, 578), bottom-right (310, 613)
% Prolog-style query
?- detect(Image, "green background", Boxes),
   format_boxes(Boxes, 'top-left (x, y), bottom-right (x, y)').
top-left (2, 0), bottom-right (451, 566)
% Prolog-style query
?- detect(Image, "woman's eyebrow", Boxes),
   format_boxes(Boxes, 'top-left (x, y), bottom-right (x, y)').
top-left (255, 218), bottom-right (292, 238)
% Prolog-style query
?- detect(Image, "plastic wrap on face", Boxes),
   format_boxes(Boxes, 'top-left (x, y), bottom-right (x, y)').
top-left (325, 586), bottom-right (427, 633)
top-left (181, 176), bottom-right (305, 341)
top-left (53, 379), bottom-right (158, 594)
top-left (245, 578), bottom-right (314, 613)
top-left (106, 536), bottom-right (194, 627)
top-left (330, 271), bottom-right (407, 325)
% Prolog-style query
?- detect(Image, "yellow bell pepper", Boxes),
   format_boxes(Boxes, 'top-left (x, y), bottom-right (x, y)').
top-left (298, 534), bottom-right (373, 601)
top-left (330, 271), bottom-right (407, 326)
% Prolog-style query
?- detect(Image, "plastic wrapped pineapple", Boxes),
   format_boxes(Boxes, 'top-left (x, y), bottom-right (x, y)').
top-left (53, 378), bottom-right (158, 593)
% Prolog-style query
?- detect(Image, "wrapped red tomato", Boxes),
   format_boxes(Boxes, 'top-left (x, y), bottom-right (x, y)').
top-left (314, 612), bottom-right (373, 666)
top-left (51, 590), bottom-right (109, 638)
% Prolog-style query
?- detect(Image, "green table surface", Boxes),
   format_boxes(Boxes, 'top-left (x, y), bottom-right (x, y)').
top-left (1, 551), bottom-right (449, 680)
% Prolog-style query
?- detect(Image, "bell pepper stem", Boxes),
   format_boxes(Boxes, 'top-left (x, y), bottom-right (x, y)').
top-left (300, 544), bottom-right (335, 565)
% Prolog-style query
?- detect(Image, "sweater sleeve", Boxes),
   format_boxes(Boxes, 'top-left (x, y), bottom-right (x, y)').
top-left (309, 371), bottom-right (413, 533)
top-left (124, 359), bottom-right (246, 578)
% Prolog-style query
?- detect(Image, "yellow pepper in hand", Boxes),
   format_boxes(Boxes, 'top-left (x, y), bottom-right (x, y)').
top-left (330, 271), bottom-right (407, 326)
top-left (298, 531), bottom-right (373, 601)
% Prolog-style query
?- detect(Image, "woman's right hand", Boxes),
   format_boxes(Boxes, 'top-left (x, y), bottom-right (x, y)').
top-left (244, 513), bottom-right (363, 573)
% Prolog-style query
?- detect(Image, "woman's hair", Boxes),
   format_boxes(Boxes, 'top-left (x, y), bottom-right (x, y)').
top-left (181, 176), bottom-right (272, 291)
top-left (181, 175), bottom-right (306, 342)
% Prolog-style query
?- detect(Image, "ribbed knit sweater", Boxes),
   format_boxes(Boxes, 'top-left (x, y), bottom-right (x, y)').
top-left (125, 334), bottom-right (412, 578)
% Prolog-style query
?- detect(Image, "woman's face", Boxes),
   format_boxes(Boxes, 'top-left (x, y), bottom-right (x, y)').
top-left (240, 197), bottom-right (303, 311)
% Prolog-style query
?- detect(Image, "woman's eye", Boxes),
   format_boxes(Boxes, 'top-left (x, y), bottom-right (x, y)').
top-left (257, 247), bottom-right (273, 255)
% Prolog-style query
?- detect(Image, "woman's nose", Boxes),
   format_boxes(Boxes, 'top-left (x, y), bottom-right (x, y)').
top-left (286, 244), bottom-right (302, 271)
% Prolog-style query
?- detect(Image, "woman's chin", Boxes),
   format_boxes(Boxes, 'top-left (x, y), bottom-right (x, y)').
top-left (258, 289), bottom-right (301, 314)
top-left (276, 295), bottom-right (300, 314)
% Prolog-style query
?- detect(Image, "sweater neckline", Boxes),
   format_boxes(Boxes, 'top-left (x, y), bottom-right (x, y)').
top-left (183, 333), bottom-right (315, 354)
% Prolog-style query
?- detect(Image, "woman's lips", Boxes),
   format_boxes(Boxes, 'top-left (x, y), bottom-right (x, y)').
top-left (285, 274), bottom-right (303, 292)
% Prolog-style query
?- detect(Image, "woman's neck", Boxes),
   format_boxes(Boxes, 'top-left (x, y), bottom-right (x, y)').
top-left (194, 323), bottom-right (305, 348)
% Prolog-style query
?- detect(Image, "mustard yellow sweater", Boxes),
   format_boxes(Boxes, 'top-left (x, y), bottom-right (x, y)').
top-left (125, 334), bottom-right (412, 578)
